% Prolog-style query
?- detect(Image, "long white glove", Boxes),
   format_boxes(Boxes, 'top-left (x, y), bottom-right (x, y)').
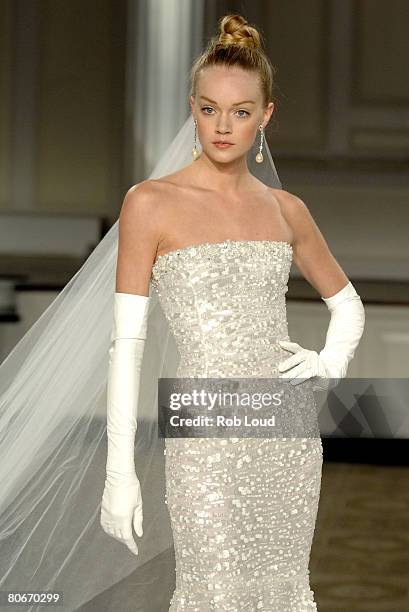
top-left (278, 281), bottom-right (365, 391)
top-left (100, 292), bottom-right (150, 555)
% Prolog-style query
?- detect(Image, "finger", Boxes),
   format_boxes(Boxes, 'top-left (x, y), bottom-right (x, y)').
top-left (108, 529), bottom-right (125, 545)
top-left (123, 534), bottom-right (139, 555)
top-left (101, 521), bottom-right (114, 536)
top-left (278, 341), bottom-right (302, 353)
top-left (129, 544), bottom-right (139, 556)
top-left (112, 525), bottom-right (124, 542)
top-left (279, 368), bottom-right (299, 380)
top-left (288, 363), bottom-right (311, 378)
top-left (117, 524), bottom-right (139, 555)
top-left (279, 363), bottom-right (309, 381)
top-left (101, 523), bottom-right (113, 537)
top-left (290, 371), bottom-right (313, 386)
top-left (102, 520), bottom-right (129, 547)
top-left (133, 509), bottom-right (143, 537)
top-left (278, 352), bottom-right (307, 372)
top-left (289, 366), bottom-right (312, 384)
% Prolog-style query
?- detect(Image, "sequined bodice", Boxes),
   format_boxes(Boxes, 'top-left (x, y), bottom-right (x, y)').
top-left (154, 241), bottom-right (323, 611)
top-left (150, 240), bottom-right (293, 378)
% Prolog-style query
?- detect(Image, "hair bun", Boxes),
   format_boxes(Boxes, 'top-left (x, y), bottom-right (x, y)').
top-left (218, 14), bottom-right (261, 50)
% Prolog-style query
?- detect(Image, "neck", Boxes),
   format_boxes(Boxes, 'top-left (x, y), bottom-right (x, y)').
top-left (189, 152), bottom-right (254, 194)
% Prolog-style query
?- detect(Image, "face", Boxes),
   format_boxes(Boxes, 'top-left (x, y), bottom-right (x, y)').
top-left (190, 65), bottom-right (274, 164)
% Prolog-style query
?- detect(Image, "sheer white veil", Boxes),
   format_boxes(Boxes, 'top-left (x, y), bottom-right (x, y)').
top-left (0, 114), bottom-right (281, 610)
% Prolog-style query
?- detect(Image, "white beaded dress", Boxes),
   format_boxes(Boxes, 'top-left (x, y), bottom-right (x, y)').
top-left (150, 239), bottom-right (323, 612)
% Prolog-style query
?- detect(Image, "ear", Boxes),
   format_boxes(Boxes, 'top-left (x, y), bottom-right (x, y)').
top-left (189, 95), bottom-right (195, 115)
top-left (263, 101), bottom-right (274, 126)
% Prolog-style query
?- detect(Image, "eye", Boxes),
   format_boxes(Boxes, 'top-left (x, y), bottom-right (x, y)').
top-left (236, 110), bottom-right (250, 118)
top-left (201, 106), bottom-right (214, 114)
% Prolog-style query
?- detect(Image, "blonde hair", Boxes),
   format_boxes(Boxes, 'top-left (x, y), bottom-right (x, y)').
top-left (189, 14), bottom-right (277, 110)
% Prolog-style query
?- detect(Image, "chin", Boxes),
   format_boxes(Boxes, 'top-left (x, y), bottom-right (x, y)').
top-left (205, 147), bottom-right (241, 160)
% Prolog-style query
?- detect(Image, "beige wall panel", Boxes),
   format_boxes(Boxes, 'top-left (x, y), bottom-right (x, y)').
top-left (264, 0), bottom-right (328, 151)
top-left (353, 1), bottom-right (409, 104)
top-left (351, 128), bottom-right (409, 153)
top-left (35, 0), bottom-right (125, 214)
top-left (0, 0), bottom-right (13, 208)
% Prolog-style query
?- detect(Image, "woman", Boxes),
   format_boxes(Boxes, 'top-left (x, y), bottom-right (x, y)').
top-left (100, 14), bottom-right (365, 611)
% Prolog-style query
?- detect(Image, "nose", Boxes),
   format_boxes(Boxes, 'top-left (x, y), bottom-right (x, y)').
top-left (216, 115), bottom-right (232, 134)
top-left (216, 125), bottom-right (232, 135)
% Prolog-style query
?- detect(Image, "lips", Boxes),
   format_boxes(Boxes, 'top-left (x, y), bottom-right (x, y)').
top-left (213, 141), bottom-right (233, 145)
top-left (213, 142), bottom-right (234, 148)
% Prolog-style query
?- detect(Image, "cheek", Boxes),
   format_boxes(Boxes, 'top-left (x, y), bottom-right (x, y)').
top-left (197, 120), bottom-right (210, 138)
top-left (239, 123), bottom-right (258, 146)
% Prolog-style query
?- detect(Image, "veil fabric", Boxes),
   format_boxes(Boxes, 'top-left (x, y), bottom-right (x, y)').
top-left (0, 115), bottom-right (281, 611)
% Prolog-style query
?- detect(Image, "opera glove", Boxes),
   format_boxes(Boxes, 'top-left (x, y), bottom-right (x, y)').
top-left (278, 281), bottom-right (365, 391)
top-left (100, 292), bottom-right (150, 555)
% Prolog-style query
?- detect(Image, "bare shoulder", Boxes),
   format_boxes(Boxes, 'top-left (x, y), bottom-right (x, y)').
top-left (121, 178), bottom-right (168, 212)
top-left (269, 188), bottom-right (309, 215)
top-left (268, 188), bottom-right (317, 240)
top-left (120, 179), bottom-right (177, 231)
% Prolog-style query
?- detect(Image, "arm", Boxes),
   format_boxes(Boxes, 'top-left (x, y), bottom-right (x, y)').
top-left (274, 191), bottom-right (365, 390)
top-left (100, 181), bottom-right (162, 554)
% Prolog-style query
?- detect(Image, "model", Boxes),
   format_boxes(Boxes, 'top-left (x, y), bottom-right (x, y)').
top-left (100, 14), bottom-right (365, 611)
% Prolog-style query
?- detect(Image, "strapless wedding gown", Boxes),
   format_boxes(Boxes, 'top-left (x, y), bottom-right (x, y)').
top-left (151, 240), bottom-right (322, 611)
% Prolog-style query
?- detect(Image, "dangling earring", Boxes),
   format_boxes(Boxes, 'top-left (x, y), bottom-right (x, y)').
top-left (255, 124), bottom-right (264, 163)
top-left (192, 118), bottom-right (201, 160)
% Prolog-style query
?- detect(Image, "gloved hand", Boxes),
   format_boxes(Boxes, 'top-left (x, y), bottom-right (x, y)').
top-left (278, 281), bottom-right (365, 391)
top-left (100, 292), bottom-right (150, 555)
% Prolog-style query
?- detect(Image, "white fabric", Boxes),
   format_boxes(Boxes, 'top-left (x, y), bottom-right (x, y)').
top-left (100, 293), bottom-right (150, 556)
top-left (111, 292), bottom-right (150, 341)
top-left (278, 281), bottom-right (365, 391)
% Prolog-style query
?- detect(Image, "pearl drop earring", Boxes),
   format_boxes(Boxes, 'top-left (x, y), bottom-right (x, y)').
top-left (255, 124), bottom-right (264, 163)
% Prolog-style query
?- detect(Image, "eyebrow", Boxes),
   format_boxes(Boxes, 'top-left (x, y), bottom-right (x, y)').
top-left (199, 96), bottom-right (256, 105)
